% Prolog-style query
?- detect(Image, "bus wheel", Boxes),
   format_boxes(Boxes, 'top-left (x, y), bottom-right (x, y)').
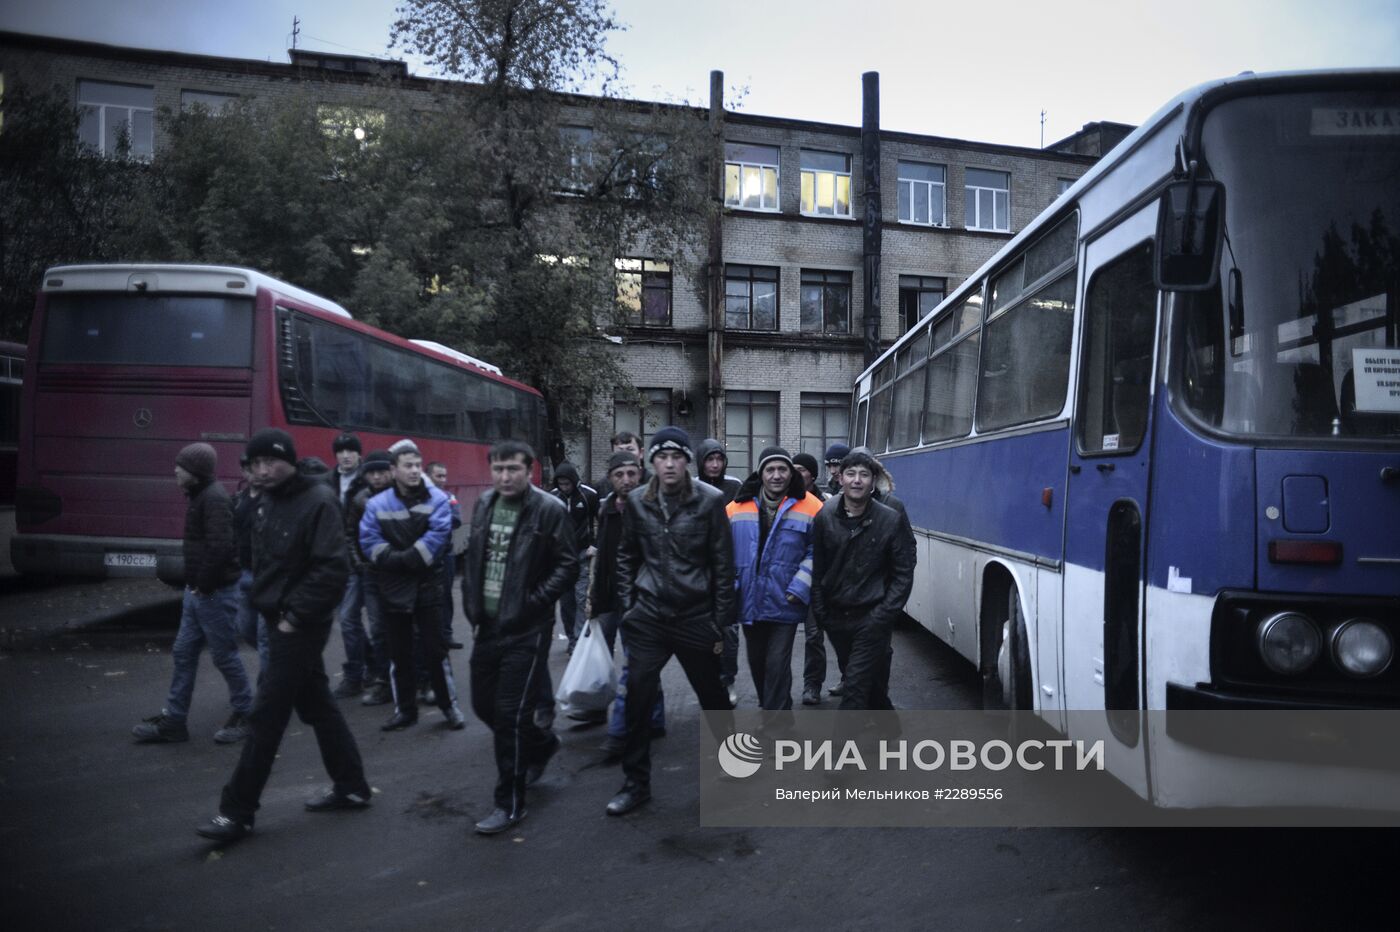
top-left (1000, 588), bottom-right (1033, 710)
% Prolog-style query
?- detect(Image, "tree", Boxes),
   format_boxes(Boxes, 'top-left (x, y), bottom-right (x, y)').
top-left (388, 0), bottom-right (715, 464)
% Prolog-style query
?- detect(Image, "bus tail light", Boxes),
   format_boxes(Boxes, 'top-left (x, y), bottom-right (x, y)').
top-left (1256, 612), bottom-right (1322, 675)
top-left (1330, 619), bottom-right (1393, 678)
top-left (1268, 539), bottom-right (1343, 565)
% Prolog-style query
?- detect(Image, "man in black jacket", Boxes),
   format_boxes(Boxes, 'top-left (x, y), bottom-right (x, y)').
top-left (549, 461), bottom-right (598, 651)
top-left (462, 440), bottom-right (579, 835)
top-left (810, 448), bottom-right (916, 712)
top-left (196, 429), bottom-right (371, 844)
top-left (606, 426), bottom-right (735, 817)
top-left (133, 443), bottom-right (253, 745)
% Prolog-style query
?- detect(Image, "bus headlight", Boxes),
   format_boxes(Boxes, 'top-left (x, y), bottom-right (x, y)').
top-left (1256, 612), bottom-right (1322, 675)
top-left (1330, 618), bottom-right (1393, 678)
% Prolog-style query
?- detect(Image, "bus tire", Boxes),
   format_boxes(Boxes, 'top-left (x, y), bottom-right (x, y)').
top-left (1002, 588), bottom-right (1033, 711)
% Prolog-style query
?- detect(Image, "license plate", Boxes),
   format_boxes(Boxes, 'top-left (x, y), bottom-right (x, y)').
top-left (104, 552), bottom-right (157, 569)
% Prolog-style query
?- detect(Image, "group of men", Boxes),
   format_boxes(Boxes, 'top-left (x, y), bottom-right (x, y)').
top-left (130, 419), bottom-right (914, 844)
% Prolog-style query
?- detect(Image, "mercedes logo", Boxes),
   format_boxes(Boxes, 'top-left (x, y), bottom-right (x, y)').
top-left (133, 408), bottom-right (153, 429)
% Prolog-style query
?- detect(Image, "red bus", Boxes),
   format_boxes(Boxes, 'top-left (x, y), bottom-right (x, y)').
top-left (0, 340), bottom-right (23, 507)
top-left (12, 264), bottom-right (546, 583)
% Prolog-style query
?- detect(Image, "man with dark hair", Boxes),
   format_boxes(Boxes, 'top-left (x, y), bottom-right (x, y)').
top-left (360, 439), bottom-right (464, 732)
top-left (427, 461), bottom-right (463, 650)
top-left (232, 452), bottom-right (269, 675)
top-left (594, 430), bottom-right (648, 492)
top-left (196, 429), bottom-right (371, 843)
top-left (463, 440), bottom-right (578, 835)
top-left (695, 438), bottom-right (742, 706)
top-left (134, 443), bottom-right (252, 745)
top-left (330, 433), bottom-right (362, 505)
top-left (347, 450), bottom-right (394, 705)
top-left (823, 443), bottom-right (850, 497)
top-left (549, 461), bottom-right (598, 653)
top-left (810, 448), bottom-right (916, 712)
top-left (606, 426), bottom-right (734, 817)
top-left (726, 447), bottom-right (822, 712)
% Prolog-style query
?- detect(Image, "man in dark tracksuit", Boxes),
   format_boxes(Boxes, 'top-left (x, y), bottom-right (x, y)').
top-left (360, 439), bottom-right (463, 732)
top-left (810, 449), bottom-right (916, 711)
top-left (606, 426), bottom-right (735, 817)
top-left (197, 429), bottom-right (371, 843)
top-left (696, 438), bottom-right (743, 705)
top-left (549, 461), bottom-right (598, 650)
top-left (463, 440), bottom-right (578, 835)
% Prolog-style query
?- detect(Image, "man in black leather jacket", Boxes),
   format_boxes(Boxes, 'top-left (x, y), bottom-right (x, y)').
top-left (462, 440), bottom-right (578, 835)
top-left (811, 448), bottom-right (916, 712)
top-left (605, 426), bottom-right (735, 817)
top-left (197, 429), bottom-right (371, 844)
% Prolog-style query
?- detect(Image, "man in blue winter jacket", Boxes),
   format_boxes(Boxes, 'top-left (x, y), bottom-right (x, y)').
top-left (359, 438), bottom-right (465, 732)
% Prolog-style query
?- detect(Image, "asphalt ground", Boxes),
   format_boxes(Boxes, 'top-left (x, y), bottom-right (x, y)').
top-left (0, 581), bottom-right (1395, 931)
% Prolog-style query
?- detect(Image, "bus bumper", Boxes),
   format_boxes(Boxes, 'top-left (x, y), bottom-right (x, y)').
top-left (10, 533), bottom-right (184, 584)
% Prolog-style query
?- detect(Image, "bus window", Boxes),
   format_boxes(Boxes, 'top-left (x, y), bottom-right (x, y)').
top-left (867, 359), bottom-right (895, 452)
top-left (1077, 242), bottom-right (1158, 455)
top-left (43, 295), bottom-right (253, 367)
top-left (924, 330), bottom-right (980, 442)
top-left (976, 271), bottom-right (1076, 432)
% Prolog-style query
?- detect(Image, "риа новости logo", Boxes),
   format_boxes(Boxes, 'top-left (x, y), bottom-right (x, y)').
top-left (717, 733), bottom-right (764, 779)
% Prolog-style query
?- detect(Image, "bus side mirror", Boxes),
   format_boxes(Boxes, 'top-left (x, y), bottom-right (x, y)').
top-left (1154, 180), bottom-right (1225, 291)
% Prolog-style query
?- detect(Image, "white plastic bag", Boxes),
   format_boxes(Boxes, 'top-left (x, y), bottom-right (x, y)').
top-left (555, 618), bottom-right (616, 712)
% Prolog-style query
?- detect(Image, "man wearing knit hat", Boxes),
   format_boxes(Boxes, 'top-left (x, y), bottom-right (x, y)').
top-left (823, 443), bottom-right (850, 497)
top-left (606, 426), bottom-right (734, 817)
top-left (725, 447), bottom-right (823, 712)
top-left (133, 443), bottom-right (253, 746)
top-left (196, 428), bottom-right (370, 843)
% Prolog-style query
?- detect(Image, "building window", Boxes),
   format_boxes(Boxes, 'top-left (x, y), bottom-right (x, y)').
top-left (898, 275), bottom-right (947, 333)
top-left (800, 269), bottom-right (852, 334)
top-left (725, 390), bottom-right (779, 476)
top-left (800, 393), bottom-right (850, 461)
top-left (724, 142), bottom-right (779, 211)
top-left (614, 388), bottom-right (672, 451)
top-left (559, 125), bottom-right (595, 193)
top-left (897, 161), bottom-right (946, 226)
top-left (318, 105), bottom-right (384, 145)
top-left (77, 80), bottom-right (154, 158)
top-left (616, 258), bottom-right (672, 327)
top-left (965, 167), bottom-right (1010, 232)
top-left (180, 90), bottom-right (238, 114)
top-left (724, 265), bottom-right (779, 331)
top-left (800, 150), bottom-right (852, 217)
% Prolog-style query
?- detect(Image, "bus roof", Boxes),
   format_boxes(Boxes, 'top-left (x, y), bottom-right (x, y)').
top-left (41, 264), bottom-right (354, 318)
top-left (856, 67), bottom-right (1400, 384)
top-left (408, 340), bottom-right (503, 376)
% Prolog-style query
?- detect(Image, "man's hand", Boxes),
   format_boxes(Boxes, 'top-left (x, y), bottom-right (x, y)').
top-left (786, 593), bottom-right (800, 605)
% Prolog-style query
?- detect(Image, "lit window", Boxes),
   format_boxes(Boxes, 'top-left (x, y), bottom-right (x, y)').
top-left (724, 265), bottom-right (779, 331)
top-left (616, 258), bottom-right (672, 327)
top-left (897, 161), bottom-right (946, 226)
top-left (965, 168), bottom-right (1010, 231)
top-left (800, 150), bottom-right (852, 217)
top-left (800, 269), bottom-right (852, 334)
top-left (725, 390), bottom-right (780, 476)
top-left (77, 80), bottom-right (154, 158)
top-left (724, 142), bottom-right (779, 211)
top-left (898, 275), bottom-right (947, 332)
top-left (180, 90), bottom-right (238, 114)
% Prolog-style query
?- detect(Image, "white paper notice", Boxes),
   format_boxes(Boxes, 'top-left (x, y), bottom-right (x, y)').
top-left (1352, 347), bottom-right (1400, 413)
top-left (1167, 566), bottom-right (1193, 594)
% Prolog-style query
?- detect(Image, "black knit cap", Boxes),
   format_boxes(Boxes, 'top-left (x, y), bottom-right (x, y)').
top-left (245, 428), bottom-right (297, 466)
top-left (646, 426), bottom-right (693, 463)
top-left (823, 443), bottom-right (851, 465)
top-left (332, 432), bottom-right (362, 454)
top-left (793, 452), bottom-right (821, 477)
top-left (175, 442), bottom-right (217, 481)
top-left (361, 449), bottom-right (393, 473)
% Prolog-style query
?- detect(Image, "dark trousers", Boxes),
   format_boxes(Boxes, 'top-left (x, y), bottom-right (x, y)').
top-left (440, 551), bottom-right (456, 645)
top-left (386, 603), bottom-right (455, 715)
top-left (470, 628), bottom-right (556, 815)
top-left (720, 623), bottom-right (740, 685)
top-left (742, 622), bottom-right (798, 711)
top-left (803, 610), bottom-right (827, 690)
top-left (823, 620), bottom-right (894, 712)
top-left (219, 619), bottom-right (369, 822)
top-left (621, 621), bottom-right (733, 789)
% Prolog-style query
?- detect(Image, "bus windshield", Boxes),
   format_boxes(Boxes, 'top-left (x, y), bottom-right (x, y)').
top-left (1175, 88), bottom-right (1400, 441)
top-left (41, 294), bottom-right (255, 367)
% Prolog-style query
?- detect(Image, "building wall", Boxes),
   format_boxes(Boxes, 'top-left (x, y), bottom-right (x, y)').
top-left (1, 31), bottom-right (1105, 485)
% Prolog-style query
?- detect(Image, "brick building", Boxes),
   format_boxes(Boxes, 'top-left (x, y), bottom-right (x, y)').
top-left (0, 30), bottom-right (1119, 481)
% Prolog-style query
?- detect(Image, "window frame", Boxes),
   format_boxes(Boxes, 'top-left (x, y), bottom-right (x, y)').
top-left (897, 160), bottom-right (948, 227)
top-left (180, 89), bottom-right (239, 115)
top-left (615, 258), bottom-right (673, 328)
top-left (965, 167), bottom-right (1011, 232)
top-left (799, 269), bottom-right (854, 335)
top-left (799, 392), bottom-right (852, 461)
top-left (898, 274), bottom-right (948, 334)
top-left (724, 264), bottom-right (780, 331)
top-left (724, 142), bottom-right (781, 212)
top-left (800, 149), bottom-right (854, 218)
top-left (76, 79), bottom-right (155, 159)
top-left (724, 389), bottom-right (781, 476)
top-left (613, 387), bottom-right (673, 452)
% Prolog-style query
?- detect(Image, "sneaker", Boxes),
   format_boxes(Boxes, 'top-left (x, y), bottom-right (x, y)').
top-left (361, 683), bottom-right (393, 706)
top-left (534, 706), bottom-right (556, 731)
top-left (332, 678), bottom-right (364, 700)
top-left (726, 684), bottom-right (739, 709)
top-left (132, 713), bottom-right (189, 743)
top-left (567, 708), bottom-right (608, 724)
top-left (381, 710), bottom-right (418, 731)
top-left (525, 734), bottom-right (561, 786)
top-left (304, 788), bottom-right (372, 812)
top-left (443, 703), bottom-right (467, 730)
top-left (802, 686), bottom-right (821, 706)
top-left (213, 712), bottom-right (250, 745)
top-left (417, 687), bottom-right (436, 706)
top-left (196, 814), bottom-right (252, 843)
top-left (605, 783), bottom-right (651, 816)
top-left (474, 807), bottom-right (526, 835)
top-left (828, 681), bottom-right (846, 697)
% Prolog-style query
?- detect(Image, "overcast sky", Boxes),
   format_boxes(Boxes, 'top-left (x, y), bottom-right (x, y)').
top-left (4, 0), bottom-right (1398, 148)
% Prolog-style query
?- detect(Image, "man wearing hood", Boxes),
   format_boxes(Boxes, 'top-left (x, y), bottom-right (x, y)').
top-left (549, 461), bottom-right (598, 651)
top-left (696, 438), bottom-right (742, 504)
top-left (725, 447), bottom-right (822, 711)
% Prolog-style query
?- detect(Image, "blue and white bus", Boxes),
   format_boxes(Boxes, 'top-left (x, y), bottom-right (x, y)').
top-left (852, 70), bottom-right (1400, 808)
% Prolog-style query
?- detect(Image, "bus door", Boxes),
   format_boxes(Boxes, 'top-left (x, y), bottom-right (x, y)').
top-left (1063, 205), bottom-right (1161, 799)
